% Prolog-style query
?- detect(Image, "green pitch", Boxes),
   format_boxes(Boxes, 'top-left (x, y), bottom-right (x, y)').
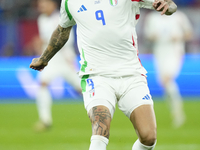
top-left (0, 99), bottom-right (200, 150)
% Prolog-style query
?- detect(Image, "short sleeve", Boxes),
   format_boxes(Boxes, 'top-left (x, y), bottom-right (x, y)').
top-left (59, 0), bottom-right (76, 28)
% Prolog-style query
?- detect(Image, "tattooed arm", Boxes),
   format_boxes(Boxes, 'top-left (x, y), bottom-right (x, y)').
top-left (30, 25), bottom-right (72, 71)
top-left (153, 0), bottom-right (177, 15)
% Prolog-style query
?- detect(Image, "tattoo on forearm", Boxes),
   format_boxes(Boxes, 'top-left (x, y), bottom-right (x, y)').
top-left (40, 25), bottom-right (72, 63)
top-left (89, 107), bottom-right (111, 138)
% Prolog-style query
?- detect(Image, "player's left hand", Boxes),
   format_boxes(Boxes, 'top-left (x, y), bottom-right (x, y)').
top-left (153, 0), bottom-right (177, 15)
top-left (29, 58), bottom-right (48, 71)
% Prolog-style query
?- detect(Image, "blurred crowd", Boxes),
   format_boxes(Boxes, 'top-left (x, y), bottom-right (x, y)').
top-left (0, 0), bottom-right (200, 56)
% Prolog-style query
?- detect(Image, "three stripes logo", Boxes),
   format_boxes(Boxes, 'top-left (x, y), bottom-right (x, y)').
top-left (142, 94), bottom-right (151, 100)
top-left (77, 5), bottom-right (87, 12)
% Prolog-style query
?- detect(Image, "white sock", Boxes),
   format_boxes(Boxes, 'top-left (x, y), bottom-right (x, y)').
top-left (165, 81), bottom-right (182, 103)
top-left (132, 139), bottom-right (156, 150)
top-left (165, 81), bottom-right (185, 127)
top-left (89, 135), bottom-right (109, 150)
top-left (36, 86), bottom-right (52, 125)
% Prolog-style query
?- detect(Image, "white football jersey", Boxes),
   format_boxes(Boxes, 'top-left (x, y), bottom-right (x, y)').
top-left (59, 0), bottom-right (154, 77)
top-left (144, 10), bottom-right (193, 57)
top-left (144, 10), bottom-right (193, 78)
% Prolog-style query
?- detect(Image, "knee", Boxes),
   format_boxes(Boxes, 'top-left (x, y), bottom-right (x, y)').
top-left (161, 76), bottom-right (172, 87)
top-left (139, 128), bottom-right (157, 146)
top-left (40, 82), bottom-right (48, 87)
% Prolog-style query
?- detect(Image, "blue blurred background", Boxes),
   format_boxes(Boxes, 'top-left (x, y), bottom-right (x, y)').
top-left (0, 0), bottom-right (200, 101)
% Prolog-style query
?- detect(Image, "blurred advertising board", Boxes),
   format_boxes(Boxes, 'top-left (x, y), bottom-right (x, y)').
top-left (0, 55), bottom-right (200, 100)
top-left (0, 57), bottom-right (80, 100)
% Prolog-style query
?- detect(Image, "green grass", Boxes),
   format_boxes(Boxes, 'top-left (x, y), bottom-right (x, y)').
top-left (0, 99), bottom-right (200, 150)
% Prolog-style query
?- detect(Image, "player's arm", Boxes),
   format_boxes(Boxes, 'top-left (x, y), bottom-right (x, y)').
top-left (30, 25), bottom-right (72, 71)
top-left (180, 13), bottom-right (193, 42)
top-left (153, 0), bottom-right (177, 15)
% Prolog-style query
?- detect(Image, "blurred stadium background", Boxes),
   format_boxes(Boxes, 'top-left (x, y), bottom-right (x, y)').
top-left (0, 0), bottom-right (200, 150)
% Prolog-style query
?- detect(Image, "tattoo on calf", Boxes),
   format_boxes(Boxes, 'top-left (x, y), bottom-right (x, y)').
top-left (89, 107), bottom-right (111, 138)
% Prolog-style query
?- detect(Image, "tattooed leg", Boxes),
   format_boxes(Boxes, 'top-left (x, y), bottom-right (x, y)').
top-left (89, 105), bottom-right (111, 139)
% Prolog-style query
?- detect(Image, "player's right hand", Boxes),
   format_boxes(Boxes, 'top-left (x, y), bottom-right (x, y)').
top-left (29, 58), bottom-right (48, 71)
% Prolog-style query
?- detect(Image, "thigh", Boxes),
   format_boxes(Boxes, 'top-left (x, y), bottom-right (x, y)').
top-left (118, 76), bottom-right (153, 119)
top-left (130, 105), bottom-right (157, 144)
top-left (155, 54), bottom-right (182, 81)
top-left (82, 75), bottom-right (117, 119)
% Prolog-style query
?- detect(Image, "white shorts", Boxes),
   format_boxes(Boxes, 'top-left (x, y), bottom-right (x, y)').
top-left (81, 74), bottom-right (153, 119)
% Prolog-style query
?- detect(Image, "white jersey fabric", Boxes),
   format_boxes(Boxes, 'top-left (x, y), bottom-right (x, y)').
top-left (59, 0), bottom-right (154, 77)
top-left (144, 11), bottom-right (193, 78)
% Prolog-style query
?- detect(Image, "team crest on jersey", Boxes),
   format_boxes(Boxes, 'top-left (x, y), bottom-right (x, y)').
top-left (109, 0), bottom-right (118, 6)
